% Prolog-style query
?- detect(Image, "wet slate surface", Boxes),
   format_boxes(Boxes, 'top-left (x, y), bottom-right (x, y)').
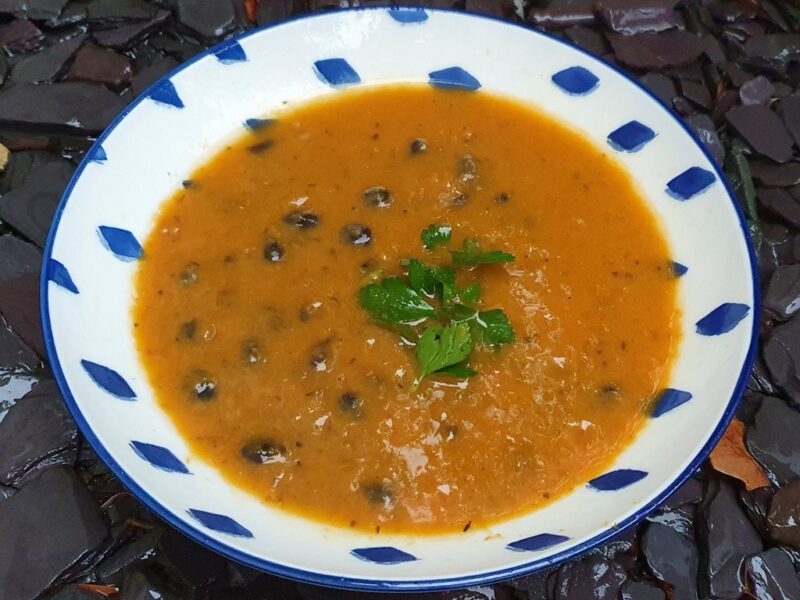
top-left (0, 0), bottom-right (799, 599)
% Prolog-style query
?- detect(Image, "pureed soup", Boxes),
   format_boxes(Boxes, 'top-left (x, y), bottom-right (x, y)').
top-left (134, 85), bottom-right (680, 535)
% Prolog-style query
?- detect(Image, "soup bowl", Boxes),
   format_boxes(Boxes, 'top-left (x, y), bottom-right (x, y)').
top-left (41, 7), bottom-right (758, 591)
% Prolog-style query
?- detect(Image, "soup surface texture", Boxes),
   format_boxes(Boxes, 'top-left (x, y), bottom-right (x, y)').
top-left (134, 85), bottom-right (679, 534)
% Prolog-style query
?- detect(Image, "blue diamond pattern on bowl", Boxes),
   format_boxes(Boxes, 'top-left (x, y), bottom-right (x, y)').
top-left (81, 359), bottom-right (136, 400)
top-left (46, 259), bottom-right (79, 294)
top-left (98, 226), bottom-right (143, 261)
top-left (551, 66), bottom-right (599, 95)
top-left (130, 441), bottom-right (191, 474)
top-left (671, 261), bottom-right (688, 278)
top-left (149, 79), bottom-right (184, 109)
top-left (188, 508), bottom-right (253, 538)
top-left (351, 547), bottom-right (418, 564)
top-left (88, 145), bottom-right (107, 163)
top-left (607, 120), bottom-right (656, 152)
top-left (313, 58), bottom-right (361, 88)
top-left (588, 469), bottom-right (648, 491)
top-left (651, 388), bottom-right (694, 418)
top-left (666, 167), bottom-right (716, 200)
top-left (428, 67), bottom-right (481, 91)
top-left (214, 40), bottom-right (247, 64)
top-left (388, 7), bottom-right (428, 23)
top-left (696, 303), bottom-right (751, 336)
top-left (507, 533), bottom-right (570, 552)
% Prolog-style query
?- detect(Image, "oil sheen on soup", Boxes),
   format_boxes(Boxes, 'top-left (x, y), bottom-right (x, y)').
top-left (134, 85), bottom-right (680, 535)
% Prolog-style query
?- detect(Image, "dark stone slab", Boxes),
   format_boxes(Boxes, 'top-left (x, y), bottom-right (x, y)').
top-left (96, 529), bottom-right (162, 585)
top-left (725, 61), bottom-right (753, 88)
top-left (255, 0), bottom-right (303, 26)
top-left (564, 25), bottom-right (608, 56)
top-left (0, 156), bottom-right (73, 247)
top-left (701, 34), bottom-right (725, 66)
top-left (744, 34), bottom-right (800, 72)
top-left (641, 520), bottom-right (698, 600)
top-left (9, 34), bottom-right (85, 84)
top-left (0, 274), bottom-right (43, 357)
top-left (0, 19), bottom-right (44, 54)
top-left (46, 1), bottom-right (89, 27)
top-left (0, 466), bottom-right (108, 600)
top-left (0, 0), bottom-right (70, 21)
top-left (763, 318), bottom-right (800, 406)
top-left (686, 113), bottom-right (724, 165)
top-left (709, 0), bottom-right (758, 23)
top-left (0, 313), bottom-right (39, 373)
top-left (638, 71), bottom-right (677, 105)
top-left (0, 234), bottom-right (41, 284)
top-left (662, 477), bottom-right (704, 511)
top-left (130, 55), bottom-right (179, 97)
top-left (748, 354), bottom-right (780, 396)
top-left (93, 10), bottom-right (170, 50)
top-left (740, 75), bottom-right (775, 106)
top-left (700, 479), bottom-right (763, 599)
top-left (118, 570), bottom-right (172, 600)
top-left (744, 548), bottom-right (800, 599)
top-left (528, 0), bottom-right (595, 29)
top-left (751, 162), bottom-right (800, 188)
top-left (740, 485), bottom-right (773, 537)
top-left (66, 44), bottom-right (133, 92)
top-left (177, 0), bottom-right (235, 40)
top-left (748, 396), bottom-right (800, 485)
top-left (0, 379), bottom-right (77, 486)
top-left (768, 480), bottom-right (800, 548)
top-left (465, 0), bottom-right (517, 18)
top-left (0, 82), bottom-right (127, 135)
top-left (764, 265), bottom-right (800, 321)
top-left (777, 95), bottom-right (800, 148)
top-left (551, 554), bottom-right (626, 599)
top-left (50, 585), bottom-right (106, 599)
top-left (621, 580), bottom-right (665, 600)
top-left (86, 0), bottom-right (156, 23)
top-left (608, 31), bottom-right (705, 70)
top-left (156, 529), bottom-right (229, 599)
top-left (647, 506), bottom-right (695, 539)
top-left (737, 391), bottom-right (765, 425)
top-left (759, 187), bottom-right (800, 229)
top-left (726, 105), bottom-right (794, 164)
top-left (680, 79), bottom-right (711, 109)
top-left (596, 0), bottom-right (679, 35)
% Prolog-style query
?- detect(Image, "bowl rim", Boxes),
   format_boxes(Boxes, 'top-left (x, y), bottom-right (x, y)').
top-left (40, 5), bottom-right (761, 591)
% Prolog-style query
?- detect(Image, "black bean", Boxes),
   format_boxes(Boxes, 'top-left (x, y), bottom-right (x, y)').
top-left (362, 186), bottom-right (392, 208)
top-left (241, 439), bottom-right (286, 465)
top-left (309, 341), bottom-right (331, 372)
top-left (363, 481), bottom-right (394, 507)
top-left (283, 211), bottom-right (320, 229)
top-left (410, 138), bottom-right (428, 154)
top-left (341, 224), bottom-right (372, 247)
top-left (182, 179), bottom-right (198, 189)
top-left (340, 392), bottom-right (363, 418)
top-left (597, 383), bottom-right (621, 400)
top-left (263, 239), bottom-right (284, 262)
top-left (179, 320), bottom-right (197, 340)
top-left (187, 371), bottom-right (216, 401)
top-left (458, 154), bottom-right (477, 183)
top-left (179, 262), bottom-right (199, 285)
top-left (495, 192), bottom-right (511, 204)
top-left (247, 139), bottom-right (274, 154)
top-left (242, 339), bottom-right (263, 365)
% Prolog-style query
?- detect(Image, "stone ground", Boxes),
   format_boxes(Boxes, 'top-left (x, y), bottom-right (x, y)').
top-left (1, 0), bottom-right (799, 599)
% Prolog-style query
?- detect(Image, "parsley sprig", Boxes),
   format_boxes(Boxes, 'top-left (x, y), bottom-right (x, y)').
top-left (358, 225), bottom-right (516, 384)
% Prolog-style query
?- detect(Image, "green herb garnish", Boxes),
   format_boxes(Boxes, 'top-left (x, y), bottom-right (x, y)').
top-left (421, 224), bottom-right (453, 250)
top-left (450, 238), bottom-right (515, 266)
top-left (357, 228), bottom-right (517, 384)
top-left (416, 323), bottom-right (473, 380)
top-left (358, 277), bottom-right (437, 326)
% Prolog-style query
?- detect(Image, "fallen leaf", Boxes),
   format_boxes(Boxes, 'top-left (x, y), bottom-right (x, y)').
top-left (244, 0), bottom-right (260, 23)
top-left (77, 583), bottom-right (119, 597)
top-left (710, 418), bottom-right (769, 490)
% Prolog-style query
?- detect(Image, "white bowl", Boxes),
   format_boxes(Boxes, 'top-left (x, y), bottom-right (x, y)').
top-left (41, 7), bottom-right (758, 591)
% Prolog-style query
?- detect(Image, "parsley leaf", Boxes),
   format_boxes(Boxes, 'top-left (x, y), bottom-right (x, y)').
top-left (436, 362), bottom-right (478, 378)
top-left (474, 309), bottom-right (516, 345)
top-left (421, 224), bottom-right (453, 250)
top-left (450, 238), bottom-right (515, 266)
top-left (407, 259), bottom-right (456, 297)
top-left (358, 277), bottom-right (437, 325)
top-left (416, 323), bottom-right (472, 380)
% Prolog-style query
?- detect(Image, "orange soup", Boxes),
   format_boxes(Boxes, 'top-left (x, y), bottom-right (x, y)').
top-left (133, 85), bottom-right (680, 534)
